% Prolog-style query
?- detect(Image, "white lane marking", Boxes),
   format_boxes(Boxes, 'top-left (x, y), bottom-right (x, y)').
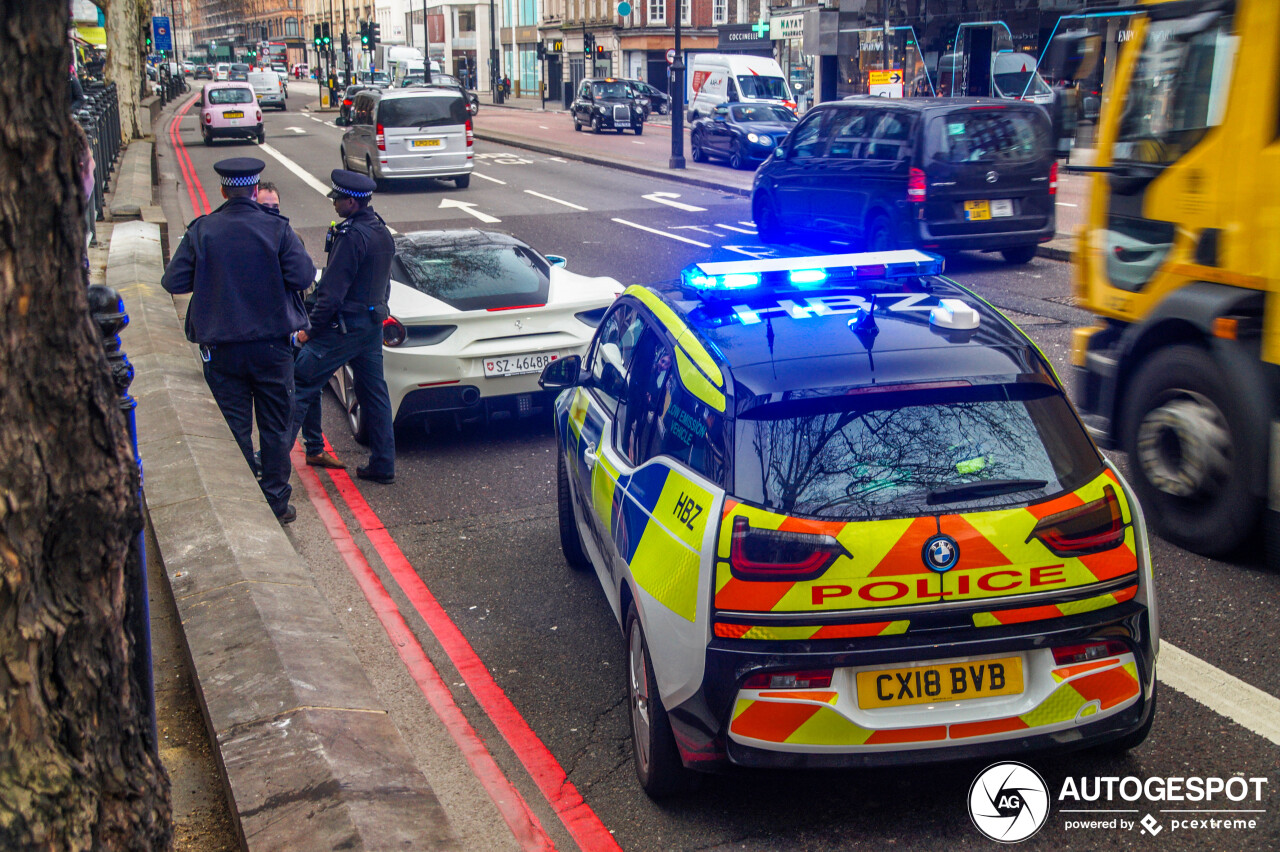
top-left (539, 125), bottom-right (549, 130)
top-left (524, 190), bottom-right (587, 211)
top-left (632, 141), bottom-right (645, 145)
top-left (472, 172), bottom-right (506, 184)
top-left (324, 121), bottom-right (337, 128)
top-left (258, 142), bottom-right (333, 199)
top-left (439, 198), bottom-right (501, 223)
top-left (738, 220), bottom-right (756, 228)
top-left (547, 157), bottom-right (567, 163)
top-left (715, 223), bottom-right (755, 234)
top-left (1056, 202), bottom-right (1078, 207)
top-left (641, 191), bottom-right (706, 212)
top-left (285, 126), bottom-right (307, 134)
top-left (611, 218), bottom-right (710, 247)
top-left (672, 225), bottom-right (721, 235)
top-left (1159, 642), bottom-right (1280, 747)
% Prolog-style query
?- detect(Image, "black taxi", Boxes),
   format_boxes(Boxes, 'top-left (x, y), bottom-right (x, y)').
top-left (539, 250), bottom-right (1158, 796)
top-left (571, 77), bottom-right (646, 135)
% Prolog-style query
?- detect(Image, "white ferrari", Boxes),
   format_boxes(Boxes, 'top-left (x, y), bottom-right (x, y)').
top-left (329, 229), bottom-right (623, 438)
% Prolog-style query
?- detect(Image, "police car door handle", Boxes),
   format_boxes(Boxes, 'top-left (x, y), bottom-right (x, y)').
top-left (583, 443), bottom-right (598, 469)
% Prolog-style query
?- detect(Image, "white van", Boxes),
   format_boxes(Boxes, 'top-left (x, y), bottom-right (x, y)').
top-left (686, 54), bottom-right (794, 121)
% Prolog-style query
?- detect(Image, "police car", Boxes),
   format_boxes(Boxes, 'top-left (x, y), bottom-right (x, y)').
top-left (539, 250), bottom-right (1158, 796)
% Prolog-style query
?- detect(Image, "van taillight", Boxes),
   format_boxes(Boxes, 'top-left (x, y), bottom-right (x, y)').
top-left (729, 517), bottom-right (849, 582)
top-left (376, 123), bottom-right (385, 151)
top-left (1028, 484), bottom-right (1126, 557)
top-left (466, 118), bottom-right (473, 147)
top-left (1049, 160), bottom-right (1058, 195)
top-left (908, 168), bottom-right (927, 202)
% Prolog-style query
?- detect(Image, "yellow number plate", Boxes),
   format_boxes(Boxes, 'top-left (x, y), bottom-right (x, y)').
top-left (856, 657), bottom-right (1023, 709)
top-left (223, 111), bottom-right (244, 118)
top-left (964, 200), bottom-right (991, 221)
top-left (412, 138), bottom-right (442, 148)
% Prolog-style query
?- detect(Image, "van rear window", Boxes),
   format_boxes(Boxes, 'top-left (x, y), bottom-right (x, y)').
top-left (931, 110), bottom-right (1049, 164)
top-left (378, 96), bottom-right (469, 128)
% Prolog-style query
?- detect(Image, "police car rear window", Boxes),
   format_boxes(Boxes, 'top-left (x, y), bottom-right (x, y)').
top-left (377, 95), bottom-right (469, 127)
top-left (930, 110), bottom-right (1049, 164)
top-left (393, 243), bottom-right (550, 311)
top-left (208, 88), bottom-right (253, 104)
top-left (733, 383), bottom-right (1102, 519)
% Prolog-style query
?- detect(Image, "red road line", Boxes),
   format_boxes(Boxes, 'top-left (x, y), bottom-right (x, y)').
top-left (292, 448), bottom-right (556, 852)
top-left (169, 94), bottom-right (211, 217)
top-left (319, 449), bottom-right (623, 852)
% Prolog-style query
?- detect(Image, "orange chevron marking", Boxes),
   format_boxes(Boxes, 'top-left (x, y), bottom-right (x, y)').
top-left (715, 576), bottom-right (796, 612)
top-left (730, 701), bottom-right (821, 743)
top-left (989, 603), bottom-right (1066, 625)
top-left (942, 513), bottom-right (1014, 570)
top-left (1051, 659), bottom-right (1120, 680)
top-left (777, 515), bottom-right (847, 537)
top-left (1071, 666), bottom-right (1139, 710)
top-left (864, 725), bottom-right (948, 744)
top-left (1079, 544), bottom-right (1137, 581)
top-left (949, 716), bottom-right (1029, 739)
top-left (811, 622), bottom-right (896, 639)
top-left (713, 623), bottom-right (752, 639)
top-left (758, 691), bottom-right (838, 703)
top-left (1024, 489), bottom-right (1085, 521)
top-left (1113, 586), bottom-right (1137, 603)
top-left (869, 516), bottom-right (938, 576)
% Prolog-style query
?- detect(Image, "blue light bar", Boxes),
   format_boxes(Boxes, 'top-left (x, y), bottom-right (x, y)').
top-left (681, 250), bottom-right (944, 294)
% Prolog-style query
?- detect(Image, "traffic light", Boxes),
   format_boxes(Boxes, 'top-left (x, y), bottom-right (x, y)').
top-left (359, 21), bottom-right (369, 48)
top-left (370, 23), bottom-right (381, 48)
top-left (584, 33), bottom-right (594, 54)
top-left (145, 32), bottom-right (152, 50)
top-left (313, 23), bottom-right (322, 47)
top-left (596, 44), bottom-right (604, 54)
top-left (536, 42), bottom-right (545, 60)
top-left (321, 22), bottom-right (331, 47)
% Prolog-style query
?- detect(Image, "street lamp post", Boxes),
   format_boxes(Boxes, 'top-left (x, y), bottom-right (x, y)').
top-left (423, 0), bottom-right (433, 83)
top-left (669, 0), bottom-right (685, 169)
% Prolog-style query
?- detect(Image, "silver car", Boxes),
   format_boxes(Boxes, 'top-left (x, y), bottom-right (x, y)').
top-left (340, 89), bottom-right (474, 188)
top-left (247, 70), bottom-right (286, 111)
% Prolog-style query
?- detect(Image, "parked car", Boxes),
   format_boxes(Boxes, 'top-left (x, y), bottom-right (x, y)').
top-left (691, 103), bottom-right (798, 169)
top-left (336, 85), bottom-right (371, 125)
top-left (571, 78), bottom-right (645, 135)
top-left (228, 63), bottom-right (250, 82)
top-left (194, 64), bottom-right (212, 80)
top-left (752, 97), bottom-right (1056, 264)
top-left (339, 88), bottom-right (473, 187)
top-left (329, 230), bottom-right (623, 435)
top-left (621, 78), bottom-right (670, 115)
top-left (200, 82), bottom-right (263, 145)
top-left (181, 61), bottom-right (195, 76)
top-left (247, 70), bottom-right (287, 111)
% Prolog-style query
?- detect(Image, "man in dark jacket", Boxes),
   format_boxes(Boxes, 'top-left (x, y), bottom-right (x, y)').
top-left (292, 169), bottom-right (396, 484)
top-left (162, 157), bottom-right (316, 523)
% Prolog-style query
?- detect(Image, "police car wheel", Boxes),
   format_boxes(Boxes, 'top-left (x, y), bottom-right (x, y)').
top-left (556, 452), bottom-right (590, 570)
top-left (1120, 345), bottom-right (1258, 557)
top-left (626, 604), bottom-right (696, 798)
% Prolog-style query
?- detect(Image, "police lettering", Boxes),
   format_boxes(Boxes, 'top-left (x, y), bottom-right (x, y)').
top-left (672, 493), bottom-right (703, 531)
top-left (809, 566), bottom-right (1069, 606)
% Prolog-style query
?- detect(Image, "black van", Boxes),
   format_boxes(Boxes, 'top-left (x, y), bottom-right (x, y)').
top-left (751, 97), bottom-right (1056, 264)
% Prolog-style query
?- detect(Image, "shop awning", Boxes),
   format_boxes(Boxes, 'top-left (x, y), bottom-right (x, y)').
top-left (77, 26), bottom-right (106, 46)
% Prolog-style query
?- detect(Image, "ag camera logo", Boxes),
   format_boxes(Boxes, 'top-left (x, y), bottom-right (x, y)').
top-left (969, 762), bottom-right (1050, 843)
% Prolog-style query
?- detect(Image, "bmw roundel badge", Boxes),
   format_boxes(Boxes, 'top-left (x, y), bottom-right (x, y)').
top-left (922, 534), bottom-right (960, 573)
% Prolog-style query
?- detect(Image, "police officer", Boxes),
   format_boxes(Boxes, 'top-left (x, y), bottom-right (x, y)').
top-left (292, 169), bottom-right (396, 484)
top-left (162, 157), bottom-right (315, 523)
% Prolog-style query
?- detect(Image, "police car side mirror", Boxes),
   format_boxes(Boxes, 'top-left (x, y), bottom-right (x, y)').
top-left (539, 354), bottom-right (582, 391)
top-left (545, 254), bottom-right (567, 268)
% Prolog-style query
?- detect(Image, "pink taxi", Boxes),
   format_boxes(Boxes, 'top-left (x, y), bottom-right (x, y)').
top-left (201, 82), bottom-right (264, 145)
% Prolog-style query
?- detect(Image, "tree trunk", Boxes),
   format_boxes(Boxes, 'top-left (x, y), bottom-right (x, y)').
top-left (0, 3), bottom-right (172, 850)
top-left (102, 0), bottom-right (146, 143)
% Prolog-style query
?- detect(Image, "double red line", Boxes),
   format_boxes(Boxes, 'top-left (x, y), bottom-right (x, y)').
top-left (293, 446), bottom-right (621, 852)
top-left (168, 94), bottom-right (211, 218)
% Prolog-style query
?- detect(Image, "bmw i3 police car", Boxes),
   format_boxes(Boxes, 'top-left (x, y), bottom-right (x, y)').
top-left (538, 250), bottom-right (1158, 797)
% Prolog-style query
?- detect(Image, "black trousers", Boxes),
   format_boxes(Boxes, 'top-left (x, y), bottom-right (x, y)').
top-left (202, 339), bottom-right (295, 515)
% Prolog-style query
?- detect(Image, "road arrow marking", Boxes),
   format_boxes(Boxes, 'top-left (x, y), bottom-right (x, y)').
top-left (439, 198), bottom-right (501, 224)
top-left (642, 191), bottom-right (706, 212)
top-left (524, 190), bottom-right (587, 211)
top-left (285, 126), bottom-right (307, 134)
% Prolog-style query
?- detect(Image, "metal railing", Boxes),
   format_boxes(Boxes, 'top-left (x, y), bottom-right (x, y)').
top-left (74, 81), bottom-right (121, 247)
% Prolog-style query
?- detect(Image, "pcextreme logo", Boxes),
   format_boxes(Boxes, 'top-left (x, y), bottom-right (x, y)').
top-left (968, 767), bottom-right (1271, 842)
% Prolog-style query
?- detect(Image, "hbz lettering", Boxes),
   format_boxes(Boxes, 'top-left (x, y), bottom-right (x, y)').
top-left (673, 493), bottom-right (703, 530)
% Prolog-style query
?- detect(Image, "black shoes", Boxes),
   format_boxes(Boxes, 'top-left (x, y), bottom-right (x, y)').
top-left (356, 465), bottom-right (394, 484)
top-left (276, 504), bottom-right (297, 524)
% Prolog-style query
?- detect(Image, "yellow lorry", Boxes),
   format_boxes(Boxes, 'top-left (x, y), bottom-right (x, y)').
top-left (1071, 0), bottom-right (1280, 559)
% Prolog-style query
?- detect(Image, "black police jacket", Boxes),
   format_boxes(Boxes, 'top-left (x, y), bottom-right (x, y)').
top-left (162, 196), bottom-right (315, 344)
top-left (310, 205), bottom-right (395, 330)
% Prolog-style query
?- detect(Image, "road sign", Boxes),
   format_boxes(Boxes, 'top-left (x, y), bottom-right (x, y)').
top-left (868, 68), bottom-right (904, 98)
top-left (618, 1), bottom-right (632, 15)
top-left (151, 16), bottom-right (172, 52)
top-left (666, 48), bottom-right (675, 64)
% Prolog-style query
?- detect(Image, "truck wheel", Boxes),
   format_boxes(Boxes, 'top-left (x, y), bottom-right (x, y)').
top-left (557, 452), bottom-right (590, 571)
top-left (626, 603), bottom-right (698, 798)
top-left (1121, 345), bottom-right (1259, 556)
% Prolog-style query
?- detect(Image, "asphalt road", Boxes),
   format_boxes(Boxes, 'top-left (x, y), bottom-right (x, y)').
top-left (158, 91), bottom-right (1280, 851)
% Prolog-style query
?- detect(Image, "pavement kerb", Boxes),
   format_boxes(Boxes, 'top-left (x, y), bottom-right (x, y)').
top-left (120, 100), bottom-right (463, 850)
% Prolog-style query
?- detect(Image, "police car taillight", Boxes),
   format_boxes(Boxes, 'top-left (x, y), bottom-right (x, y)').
top-left (382, 316), bottom-right (407, 347)
top-left (729, 517), bottom-right (849, 582)
top-left (1052, 640), bottom-right (1128, 666)
top-left (743, 669), bottom-right (833, 689)
top-left (1028, 484), bottom-right (1126, 557)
